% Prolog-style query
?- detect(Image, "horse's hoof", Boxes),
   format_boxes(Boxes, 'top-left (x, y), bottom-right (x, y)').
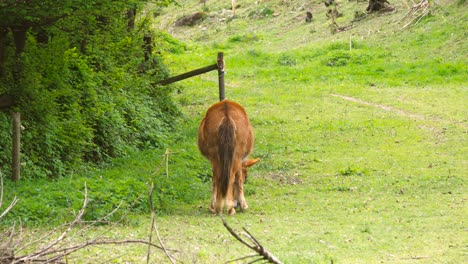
top-left (228, 207), bottom-right (236, 215)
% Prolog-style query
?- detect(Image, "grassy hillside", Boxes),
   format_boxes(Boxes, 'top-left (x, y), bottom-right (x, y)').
top-left (1, 0), bottom-right (466, 263)
top-left (152, 0), bottom-right (466, 262)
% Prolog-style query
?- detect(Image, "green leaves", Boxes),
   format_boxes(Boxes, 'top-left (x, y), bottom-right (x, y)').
top-left (0, 0), bottom-right (181, 178)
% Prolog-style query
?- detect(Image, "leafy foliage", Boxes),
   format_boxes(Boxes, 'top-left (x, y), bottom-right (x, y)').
top-left (0, 0), bottom-right (180, 178)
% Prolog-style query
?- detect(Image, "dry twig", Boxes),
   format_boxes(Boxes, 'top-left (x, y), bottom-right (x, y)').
top-left (2, 178), bottom-right (176, 263)
top-left (222, 217), bottom-right (283, 264)
top-left (13, 183), bottom-right (89, 263)
top-left (147, 182), bottom-right (175, 264)
top-left (0, 173), bottom-right (19, 220)
top-left (401, 0), bottom-right (431, 28)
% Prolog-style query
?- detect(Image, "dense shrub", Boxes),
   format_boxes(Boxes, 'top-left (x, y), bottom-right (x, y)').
top-left (0, 1), bottom-right (180, 178)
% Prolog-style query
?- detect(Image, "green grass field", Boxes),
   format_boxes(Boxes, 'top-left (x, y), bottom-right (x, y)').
top-left (2, 0), bottom-right (467, 263)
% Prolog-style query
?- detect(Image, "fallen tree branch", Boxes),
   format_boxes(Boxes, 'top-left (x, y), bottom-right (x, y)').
top-left (0, 193), bottom-right (18, 220)
top-left (22, 238), bottom-right (173, 263)
top-left (0, 173), bottom-right (19, 220)
top-left (13, 183), bottom-right (89, 263)
top-left (148, 181), bottom-right (175, 264)
top-left (401, 0), bottom-right (431, 28)
top-left (225, 253), bottom-right (261, 263)
top-left (222, 217), bottom-right (283, 264)
top-left (3, 177), bottom-right (177, 263)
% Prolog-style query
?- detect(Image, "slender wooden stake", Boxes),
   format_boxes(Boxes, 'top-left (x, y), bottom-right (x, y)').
top-left (232, 0), bottom-right (236, 16)
top-left (12, 112), bottom-right (20, 181)
top-left (217, 52), bottom-right (225, 101)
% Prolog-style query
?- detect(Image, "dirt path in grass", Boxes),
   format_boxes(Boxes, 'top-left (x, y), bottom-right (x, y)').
top-left (331, 92), bottom-right (468, 140)
top-left (330, 93), bottom-right (428, 121)
top-left (329, 93), bottom-right (465, 144)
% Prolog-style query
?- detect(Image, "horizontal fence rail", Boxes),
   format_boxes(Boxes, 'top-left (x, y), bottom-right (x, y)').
top-left (156, 52), bottom-right (225, 101)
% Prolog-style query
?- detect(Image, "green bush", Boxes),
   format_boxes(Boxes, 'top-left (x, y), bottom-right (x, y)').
top-left (0, 2), bottom-right (180, 178)
top-left (323, 50), bottom-right (372, 67)
top-left (277, 53), bottom-right (297, 66)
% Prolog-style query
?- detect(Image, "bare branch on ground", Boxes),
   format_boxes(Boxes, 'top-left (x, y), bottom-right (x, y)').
top-left (222, 217), bottom-right (283, 264)
top-left (148, 181), bottom-right (176, 264)
top-left (1, 177), bottom-right (177, 263)
top-left (0, 174), bottom-right (19, 220)
top-left (401, 0), bottom-right (432, 28)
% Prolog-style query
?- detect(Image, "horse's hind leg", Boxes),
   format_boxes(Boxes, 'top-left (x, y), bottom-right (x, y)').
top-left (234, 171), bottom-right (248, 211)
top-left (211, 185), bottom-right (224, 214)
top-left (210, 164), bottom-right (223, 214)
top-left (209, 180), bottom-right (217, 213)
top-left (237, 185), bottom-right (248, 211)
top-left (225, 176), bottom-right (237, 215)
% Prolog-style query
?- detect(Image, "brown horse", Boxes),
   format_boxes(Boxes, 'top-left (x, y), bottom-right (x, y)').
top-left (198, 100), bottom-right (260, 215)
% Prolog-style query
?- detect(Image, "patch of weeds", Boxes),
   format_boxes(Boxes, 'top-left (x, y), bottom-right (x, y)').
top-left (302, 48), bottom-right (327, 61)
top-left (277, 53), bottom-right (297, 66)
top-left (374, 67), bottom-right (385, 73)
top-left (250, 116), bottom-right (286, 126)
top-left (324, 50), bottom-right (351, 67)
top-left (333, 186), bottom-right (358, 192)
top-left (436, 62), bottom-right (463, 76)
top-left (360, 224), bottom-right (372, 234)
top-left (154, 31), bottom-right (187, 54)
top-left (228, 33), bottom-right (262, 43)
top-left (350, 51), bottom-right (372, 64)
top-left (349, 40), bottom-right (368, 50)
top-left (248, 5), bottom-right (275, 18)
top-left (339, 166), bottom-right (367, 176)
top-left (324, 40), bottom-right (368, 51)
top-left (326, 41), bottom-right (350, 51)
top-left (417, 13), bottom-right (436, 24)
top-left (260, 6), bottom-right (275, 17)
top-left (313, 157), bottom-right (322, 163)
top-left (265, 172), bottom-right (303, 185)
top-left (376, 51), bottom-right (394, 59)
top-left (244, 186), bottom-right (257, 196)
top-left (248, 49), bottom-right (265, 58)
top-left (196, 168), bottom-right (212, 183)
top-left (211, 41), bottom-right (228, 50)
top-left (323, 50), bottom-right (372, 67)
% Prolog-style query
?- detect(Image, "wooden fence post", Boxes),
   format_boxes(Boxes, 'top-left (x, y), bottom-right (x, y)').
top-left (156, 52), bottom-right (226, 101)
top-left (217, 52), bottom-right (225, 101)
top-left (12, 112), bottom-right (20, 181)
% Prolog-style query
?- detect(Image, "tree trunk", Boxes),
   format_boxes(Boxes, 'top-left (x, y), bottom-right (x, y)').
top-left (143, 34), bottom-right (152, 62)
top-left (11, 26), bottom-right (28, 55)
top-left (10, 26), bottom-right (28, 96)
top-left (0, 27), bottom-right (8, 77)
top-left (0, 94), bottom-right (14, 110)
top-left (127, 8), bottom-right (137, 32)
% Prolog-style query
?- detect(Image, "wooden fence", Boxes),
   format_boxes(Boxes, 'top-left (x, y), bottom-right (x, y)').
top-left (157, 52), bottom-right (226, 101)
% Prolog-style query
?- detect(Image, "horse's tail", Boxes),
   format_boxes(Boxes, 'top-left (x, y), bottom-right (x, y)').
top-left (218, 106), bottom-right (235, 198)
